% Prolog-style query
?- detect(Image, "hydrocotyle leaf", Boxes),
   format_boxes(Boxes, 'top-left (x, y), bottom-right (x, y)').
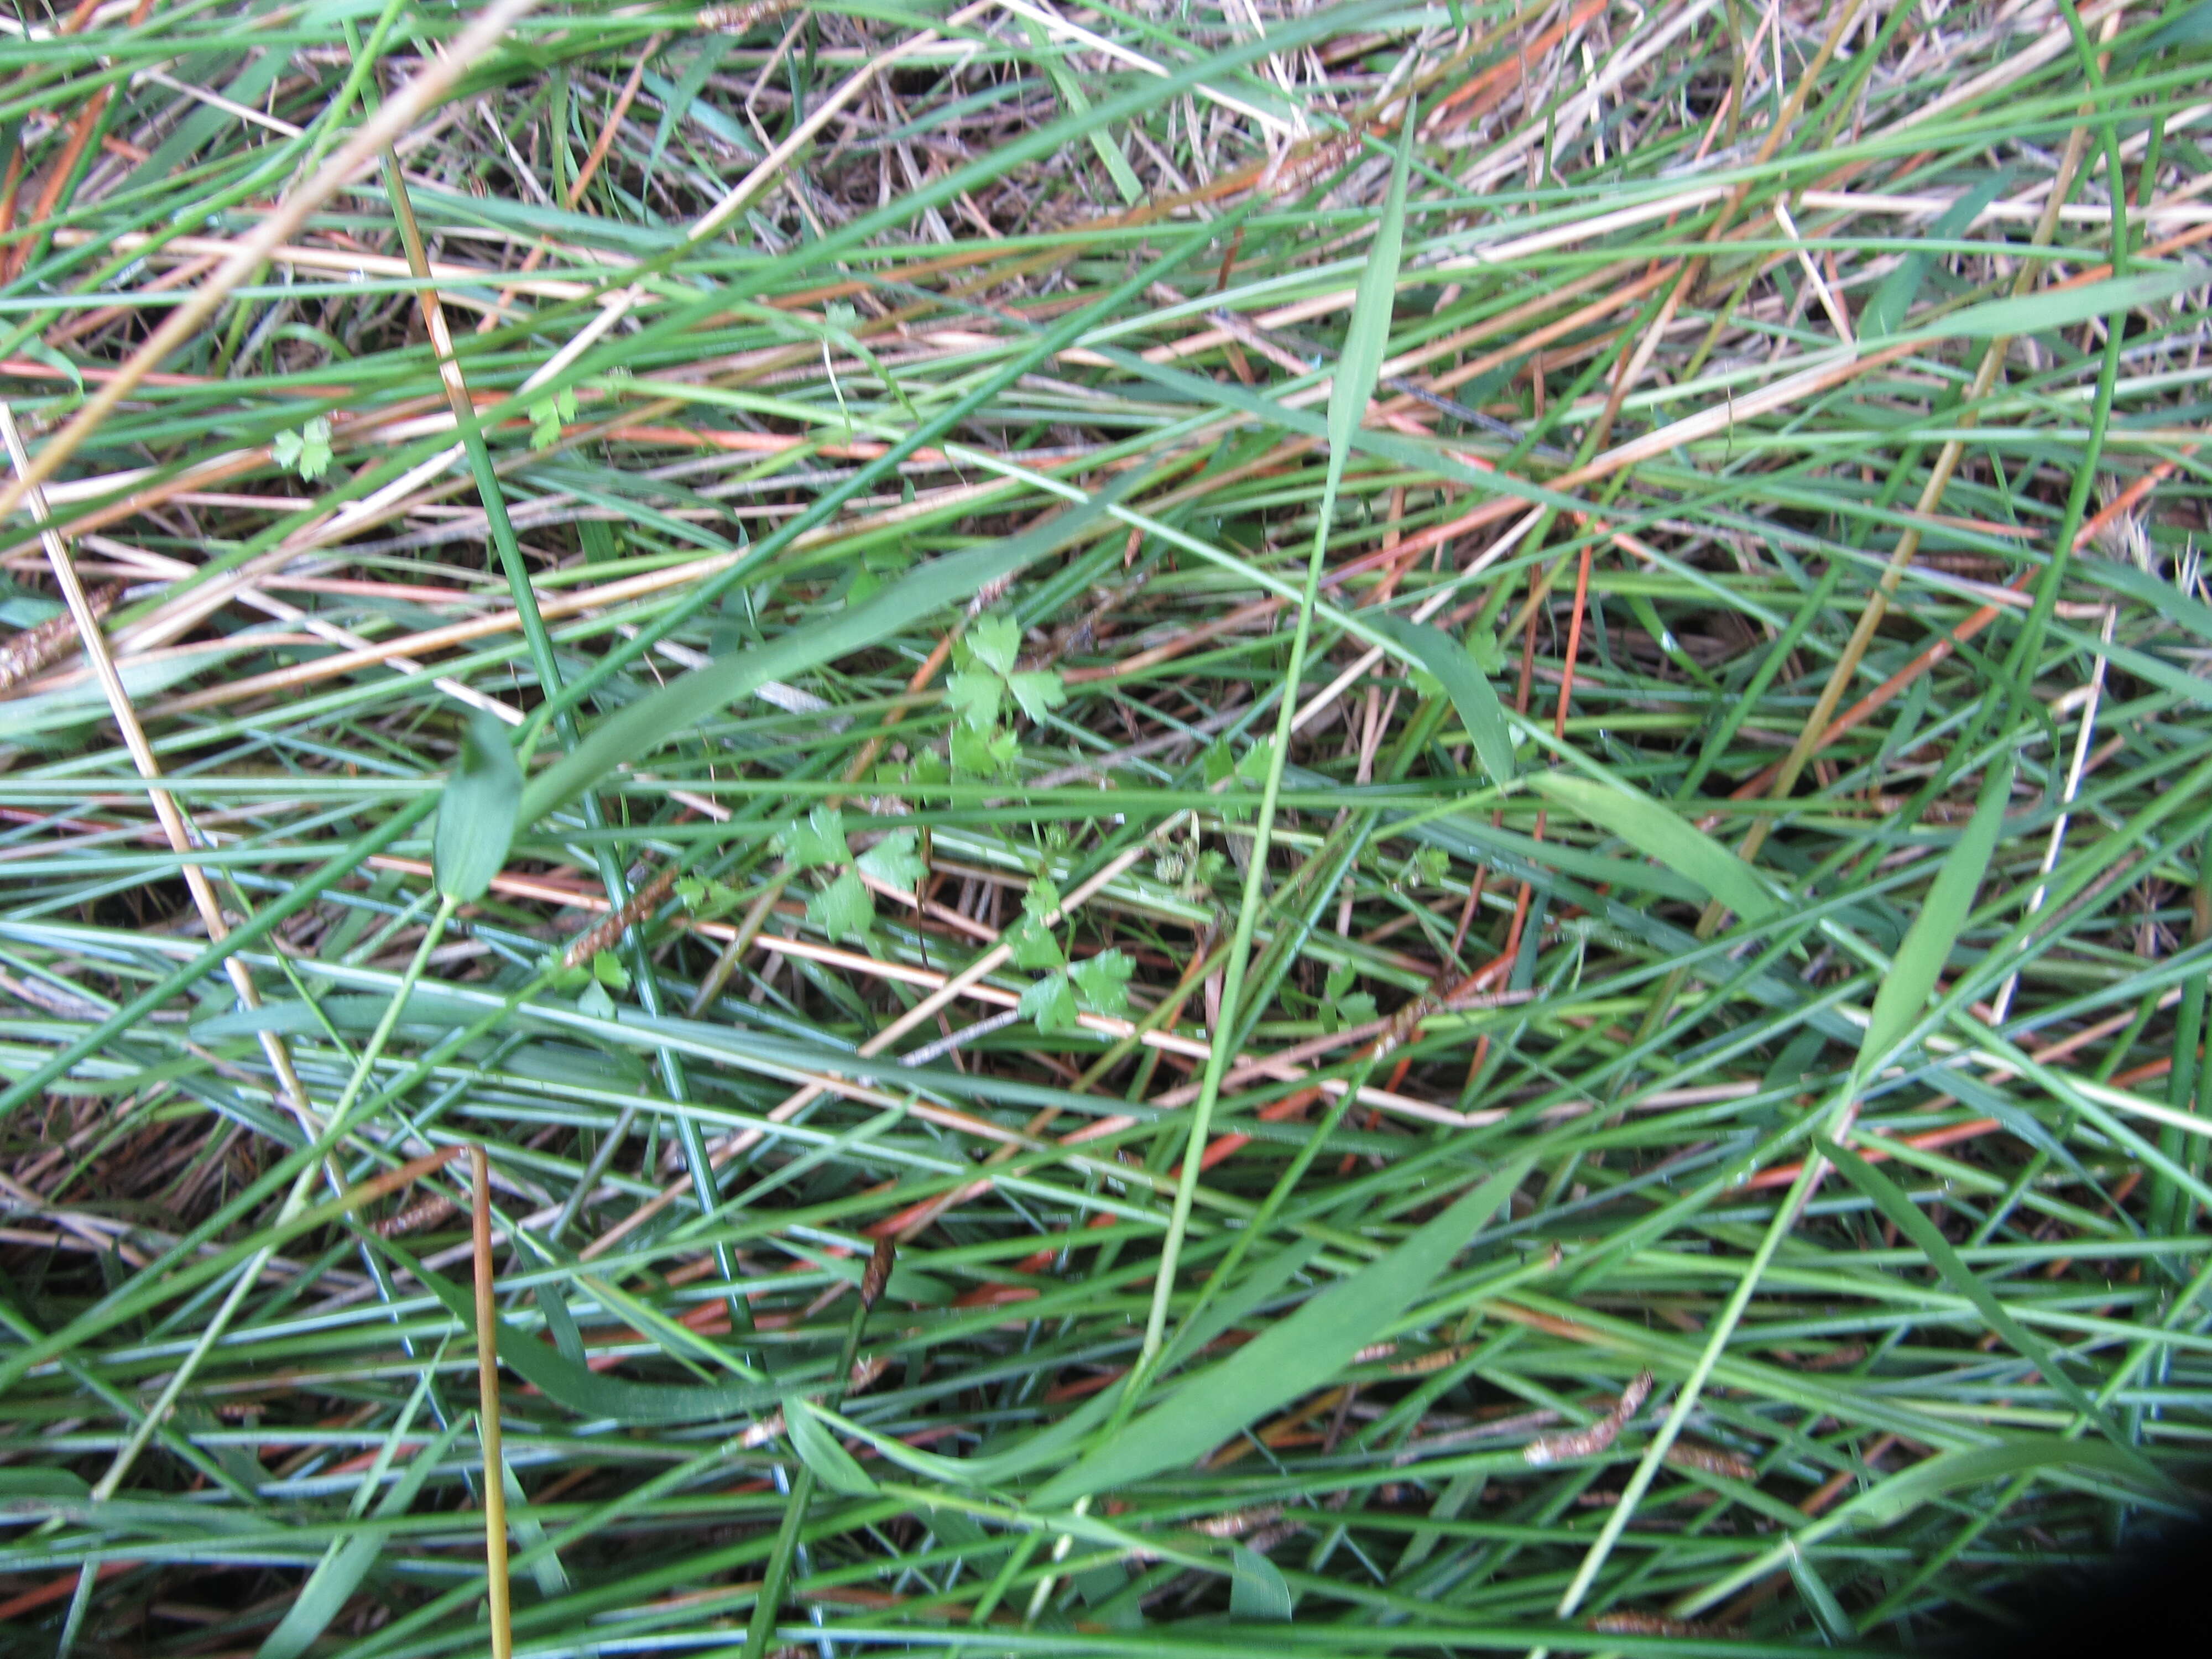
top-left (1529, 773), bottom-right (1782, 925)
top-left (1030, 1157), bottom-right (1529, 1506)
top-left (432, 709), bottom-right (522, 902)
top-left (856, 828), bottom-right (928, 891)
top-left (1856, 757), bottom-right (2011, 1070)
top-left (520, 469), bottom-right (1147, 824)
top-left (807, 868), bottom-right (874, 942)
top-left (1070, 948), bottom-right (1134, 1017)
top-left (1372, 613), bottom-right (1515, 785)
top-left (782, 804), bottom-right (849, 869)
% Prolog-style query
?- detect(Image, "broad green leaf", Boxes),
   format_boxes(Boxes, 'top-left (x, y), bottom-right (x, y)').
top-left (1326, 117), bottom-right (1412, 462)
top-left (535, 1284), bottom-right (587, 1364)
top-left (520, 476), bottom-right (1139, 823)
top-left (1529, 773), bottom-right (1781, 924)
top-left (1070, 949), bottom-right (1134, 1018)
top-left (397, 1248), bottom-right (781, 1425)
top-left (2146, 0), bottom-right (2212, 51)
top-left (1838, 1437), bottom-right (2173, 1530)
top-left (1821, 1138), bottom-right (2150, 1474)
top-left (807, 868), bottom-right (874, 942)
top-left (812, 1379), bottom-right (1129, 1490)
top-left (0, 1468), bottom-right (90, 1500)
top-left (1910, 263), bottom-right (2205, 344)
top-left (1784, 1543), bottom-right (1854, 1644)
top-left (1372, 613), bottom-right (1515, 785)
top-left (258, 1417), bottom-right (466, 1659)
top-left (1160, 1235), bottom-right (1327, 1374)
top-left (2069, 556), bottom-right (2212, 643)
top-left (785, 1395), bottom-right (879, 1496)
top-left (1861, 172), bottom-right (2012, 337)
top-left (1031, 1157), bottom-right (1529, 1506)
top-left (1857, 758), bottom-right (2011, 1069)
top-left (432, 709), bottom-right (522, 902)
top-left (1428, 814), bottom-right (1706, 905)
top-left (2, 641), bottom-right (253, 737)
top-left (857, 828), bottom-right (927, 892)
top-left (783, 804), bottom-right (849, 869)
top-left (1019, 971), bottom-right (1079, 1033)
top-left (1229, 1543), bottom-right (1292, 1620)
top-left (506, 1457), bottom-right (574, 1597)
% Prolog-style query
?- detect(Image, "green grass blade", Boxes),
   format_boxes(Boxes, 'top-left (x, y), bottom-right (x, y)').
top-left (1373, 613), bottom-right (1517, 785)
top-left (1857, 757), bottom-right (2013, 1070)
top-left (1528, 773), bottom-right (1782, 925)
top-left (1035, 1159), bottom-right (1527, 1506)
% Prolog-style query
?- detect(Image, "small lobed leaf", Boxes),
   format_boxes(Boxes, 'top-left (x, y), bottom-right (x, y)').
top-left (1005, 668), bottom-right (1068, 723)
top-left (1022, 875), bottom-right (1063, 923)
top-left (967, 613), bottom-right (1022, 675)
top-left (1008, 911), bottom-right (1066, 970)
top-left (951, 723), bottom-right (1019, 776)
top-left (857, 828), bottom-right (927, 893)
top-left (807, 868), bottom-right (874, 942)
top-left (296, 416), bottom-right (332, 480)
top-left (946, 667), bottom-right (1004, 732)
top-left (1019, 971), bottom-right (1079, 1032)
top-left (783, 804), bottom-right (850, 869)
top-left (1070, 948), bottom-right (1134, 1018)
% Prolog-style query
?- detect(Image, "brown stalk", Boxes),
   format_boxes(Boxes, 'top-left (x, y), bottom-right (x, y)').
top-left (0, 578), bottom-right (117, 693)
top-left (469, 1145), bottom-right (515, 1659)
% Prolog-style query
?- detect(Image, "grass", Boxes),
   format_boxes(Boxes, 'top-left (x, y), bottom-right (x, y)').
top-left (1, 0), bottom-right (2209, 1653)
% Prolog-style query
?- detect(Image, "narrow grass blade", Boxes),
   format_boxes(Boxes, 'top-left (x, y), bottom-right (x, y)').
top-left (1530, 773), bottom-right (1782, 924)
top-left (1857, 757), bottom-right (2012, 1070)
top-left (1373, 614), bottom-right (1516, 785)
top-left (258, 1417), bottom-right (467, 1659)
top-left (1034, 1159), bottom-right (1527, 1506)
